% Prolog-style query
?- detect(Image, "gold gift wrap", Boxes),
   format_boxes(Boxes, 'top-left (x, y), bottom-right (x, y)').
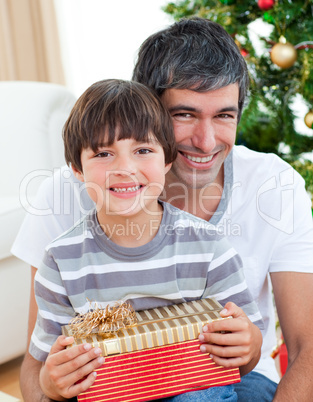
top-left (62, 298), bottom-right (228, 356)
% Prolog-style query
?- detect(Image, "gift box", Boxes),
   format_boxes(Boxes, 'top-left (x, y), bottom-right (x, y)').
top-left (62, 298), bottom-right (240, 402)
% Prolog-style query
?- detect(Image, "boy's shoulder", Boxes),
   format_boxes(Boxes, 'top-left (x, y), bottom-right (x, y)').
top-left (45, 209), bottom-right (96, 252)
top-left (161, 202), bottom-right (236, 256)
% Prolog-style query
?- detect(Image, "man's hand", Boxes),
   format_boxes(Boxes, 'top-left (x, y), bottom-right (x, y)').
top-left (39, 335), bottom-right (105, 401)
top-left (198, 302), bottom-right (262, 376)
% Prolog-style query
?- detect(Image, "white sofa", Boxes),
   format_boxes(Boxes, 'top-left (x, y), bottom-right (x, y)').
top-left (0, 81), bottom-right (76, 364)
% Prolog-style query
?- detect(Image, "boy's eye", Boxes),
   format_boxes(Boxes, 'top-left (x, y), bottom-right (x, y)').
top-left (95, 151), bottom-right (110, 158)
top-left (137, 148), bottom-right (152, 154)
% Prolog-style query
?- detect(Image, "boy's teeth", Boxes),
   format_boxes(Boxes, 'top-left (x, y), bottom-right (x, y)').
top-left (185, 154), bottom-right (213, 163)
top-left (112, 185), bottom-right (141, 193)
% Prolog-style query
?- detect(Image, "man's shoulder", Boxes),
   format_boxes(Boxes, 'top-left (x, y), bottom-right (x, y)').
top-left (233, 145), bottom-right (288, 167)
top-left (38, 165), bottom-right (79, 188)
top-left (232, 145), bottom-right (301, 184)
top-left (35, 164), bottom-right (94, 211)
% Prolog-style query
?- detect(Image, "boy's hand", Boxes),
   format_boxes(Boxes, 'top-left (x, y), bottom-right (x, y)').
top-left (39, 335), bottom-right (105, 401)
top-left (198, 302), bottom-right (262, 376)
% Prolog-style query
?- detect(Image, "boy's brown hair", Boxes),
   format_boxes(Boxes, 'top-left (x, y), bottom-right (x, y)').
top-left (63, 79), bottom-right (177, 172)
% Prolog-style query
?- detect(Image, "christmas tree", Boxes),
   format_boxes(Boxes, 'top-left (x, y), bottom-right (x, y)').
top-left (163, 0), bottom-right (313, 194)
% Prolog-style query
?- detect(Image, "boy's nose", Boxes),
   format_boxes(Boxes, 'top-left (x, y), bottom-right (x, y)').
top-left (113, 156), bottom-right (137, 176)
top-left (191, 120), bottom-right (216, 153)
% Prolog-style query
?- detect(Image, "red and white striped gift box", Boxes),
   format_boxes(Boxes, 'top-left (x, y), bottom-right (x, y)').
top-left (62, 298), bottom-right (241, 402)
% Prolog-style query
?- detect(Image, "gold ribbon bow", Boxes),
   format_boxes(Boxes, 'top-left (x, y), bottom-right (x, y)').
top-left (69, 300), bottom-right (137, 339)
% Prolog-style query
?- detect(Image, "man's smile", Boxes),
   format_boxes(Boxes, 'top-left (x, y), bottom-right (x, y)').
top-left (181, 152), bottom-right (214, 163)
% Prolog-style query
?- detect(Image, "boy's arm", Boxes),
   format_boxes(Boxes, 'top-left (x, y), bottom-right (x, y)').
top-left (21, 332), bottom-right (104, 402)
top-left (39, 336), bottom-right (104, 401)
top-left (198, 302), bottom-right (262, 376)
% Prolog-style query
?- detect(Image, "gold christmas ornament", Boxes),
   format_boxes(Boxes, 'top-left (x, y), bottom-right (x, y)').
top-left (270, 36), bottom-right (297, 69)
top-left (304, 111), bottom-right (313, 129)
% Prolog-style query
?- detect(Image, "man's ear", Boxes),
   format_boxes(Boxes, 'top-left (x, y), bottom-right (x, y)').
top-left (164, 163), bottom-right (172, 175)
top-left (71, 165), bottom-right (85, 183)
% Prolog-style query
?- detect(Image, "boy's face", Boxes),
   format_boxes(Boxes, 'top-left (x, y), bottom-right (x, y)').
top-left (161, 84), bottom-right (239, 189)
top-left (73, 135), bottom-right (171, 219)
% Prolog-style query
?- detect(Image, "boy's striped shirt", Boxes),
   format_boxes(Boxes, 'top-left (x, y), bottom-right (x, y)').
top-left (30, 202), bottom-right (263, 361)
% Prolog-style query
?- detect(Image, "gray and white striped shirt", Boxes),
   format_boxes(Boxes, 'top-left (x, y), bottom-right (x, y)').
top-left (30, 201), bottom-right (263, 361)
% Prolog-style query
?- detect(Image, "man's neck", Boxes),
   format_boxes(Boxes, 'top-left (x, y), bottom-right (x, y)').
top-left (163, 167), bottom-right (224, 222)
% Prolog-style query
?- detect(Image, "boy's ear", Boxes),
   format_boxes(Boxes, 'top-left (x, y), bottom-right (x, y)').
top-left (165, 163), bottom-right (172, 175)
top-left (71, 165), bottom-right (85, 183)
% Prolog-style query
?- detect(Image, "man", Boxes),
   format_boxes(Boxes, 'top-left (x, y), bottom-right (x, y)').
top-left (13, 18), bottom-right (313, 401)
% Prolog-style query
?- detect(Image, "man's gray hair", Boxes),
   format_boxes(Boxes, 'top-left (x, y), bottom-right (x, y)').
top-left (132, 17), bottom-right (249, 121)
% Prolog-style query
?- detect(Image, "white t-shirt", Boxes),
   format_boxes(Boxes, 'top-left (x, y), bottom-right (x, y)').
top-left (11, 145), bottom-right (313, 383)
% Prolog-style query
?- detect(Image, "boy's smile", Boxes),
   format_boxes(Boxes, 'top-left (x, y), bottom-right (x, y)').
top-left (73, 136), bottom-right (171, 222)
top-left (109, 182), bottom-right (144, 198)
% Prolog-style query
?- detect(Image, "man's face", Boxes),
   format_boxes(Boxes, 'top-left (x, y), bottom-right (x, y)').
top-left (161, 84), bottom-right (239, 189)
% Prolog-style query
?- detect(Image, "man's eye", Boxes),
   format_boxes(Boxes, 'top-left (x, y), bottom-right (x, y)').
top-left (173, 113), bottom-right (192, 118)
top-left (218, 113), bottom-right (234, 119)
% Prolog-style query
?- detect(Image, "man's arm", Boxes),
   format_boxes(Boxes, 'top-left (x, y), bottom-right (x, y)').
top-left (20, 266), bottom-right (104, 402)
top-left (20, 266), bottom-right (54, 402)
top-left (271, 271), bottom-right (313, 402)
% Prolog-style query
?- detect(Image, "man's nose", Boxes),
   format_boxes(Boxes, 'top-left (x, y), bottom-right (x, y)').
top-left (191, 119), bottom-right (216, 152)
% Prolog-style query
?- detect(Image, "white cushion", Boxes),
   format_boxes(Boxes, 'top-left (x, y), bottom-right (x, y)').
top-left (0, 81), bottom-right (76, 197)
top-left (0, 81), bottom-right (76, 363)
top-left (0, 197), bottom-right (27, 259)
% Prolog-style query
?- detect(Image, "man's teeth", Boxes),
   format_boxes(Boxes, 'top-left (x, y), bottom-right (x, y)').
top-left (111, 185), bottom-right (141, 193)
top-left (184, 154), bottom-right (213, 163)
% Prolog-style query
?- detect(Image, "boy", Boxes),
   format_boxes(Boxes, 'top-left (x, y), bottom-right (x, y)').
top-left (30, 79), bottom-right (262, 401)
